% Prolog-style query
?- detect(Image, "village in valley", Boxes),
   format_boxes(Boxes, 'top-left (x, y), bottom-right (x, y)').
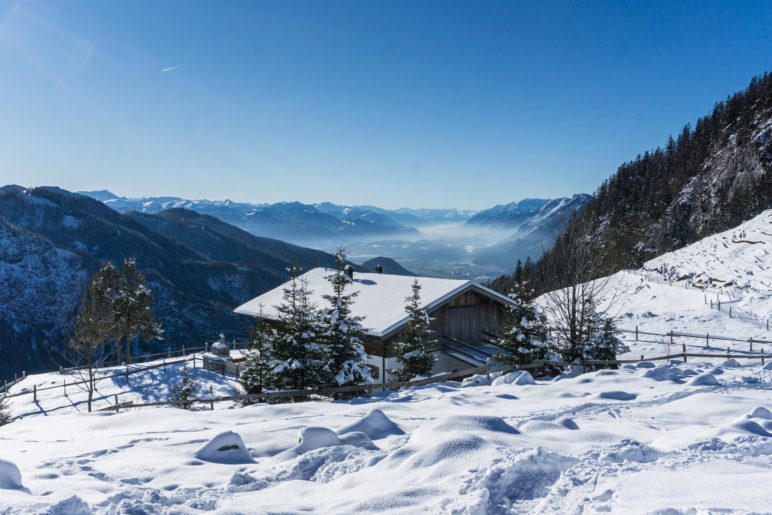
top-left (2, 2), bottom-right (772, 514)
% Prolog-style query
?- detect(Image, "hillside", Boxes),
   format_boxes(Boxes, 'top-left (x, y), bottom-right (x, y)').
top-left (2, 353), bottom-right (770, 513)
top-left (359, 256), bottom-right (415, 276)
top-left (500, 72), bottom-right (772, 294)
top-left (0, 186), bottom-right (335, 380)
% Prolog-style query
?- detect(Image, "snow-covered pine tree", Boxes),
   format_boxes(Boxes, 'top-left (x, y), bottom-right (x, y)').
top-left (0, 395), bottom-right (11, 426)
top-left (112, 258), bottom-right (163, 364)
top-left (392, 279), bottom-right (437, 381)
top-left (496, 262), bottom-right (550, 367)
top-left (170, 366), bottom-right (198, 409)
top-left (320, 248), bottom-right (372, 387)
top-left (271, 268), bottom-right (327, 390)
top-left (239, 314), bottom-right (276, 396)
top-left (584, 316), bottom-right (621, 369)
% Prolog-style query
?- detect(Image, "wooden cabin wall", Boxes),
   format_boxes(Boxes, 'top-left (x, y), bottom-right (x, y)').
top-left (429, 290), bottom-right (504, 345)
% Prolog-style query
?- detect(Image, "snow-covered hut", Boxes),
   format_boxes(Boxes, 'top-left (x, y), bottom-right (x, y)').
top-left (234, 268), bottom-right (515, 382)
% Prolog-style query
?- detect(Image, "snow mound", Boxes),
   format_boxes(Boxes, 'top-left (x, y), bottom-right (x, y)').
top-left (491, 370), bottom-right (535, 386)
top-left (725, 419), bottom-right (772, 438)
top-left (558, 417), bottom-right (580, 430)
top-left (721, 359), bottom-right (742, 368)
top-left (602, 440), bottom-right (664, 464)
top-left (688, 373), bottom-right (721, 386)
top-left (460, 374), bottom-right (491, 387)
top-left (749, 407), bottom-right (772, 420)
top-left (47, 496), bottom-right (91, 515)
top-left (596, 391), bottom-right (637, 401)
top-left (519, 420), bottom-right (574, 432)
top-left (195, 431), bottom-right (254, 464)
top-left (635, 361), bottom-right (656, 369)
top-left (337, 409), bottom-right (404, 440)
top-left (414, 415), bottom-right (520, 439)
top-left (280, 427), bottom-right (376, 459)
top-left (642, 367), bottom-right (674, 381)
top-left (0, 459), bottom-right (23, 490)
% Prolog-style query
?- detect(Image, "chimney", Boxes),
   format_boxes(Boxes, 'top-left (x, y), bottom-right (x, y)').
top-left (374, 264), bottom-right (383, 274)
top-left (344, 264), bottom-right (354, 280)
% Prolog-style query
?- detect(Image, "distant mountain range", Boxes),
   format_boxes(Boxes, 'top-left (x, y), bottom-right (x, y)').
top-left (0, 186), bottom-right (338, 380)
top-left (78, 192), bottom-right (480, 245)
top-left (80, 192), bottom-right (588, 279)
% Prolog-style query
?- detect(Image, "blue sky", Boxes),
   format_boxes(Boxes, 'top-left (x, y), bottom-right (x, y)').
top-left (0, 1), bottom-right (770, 209)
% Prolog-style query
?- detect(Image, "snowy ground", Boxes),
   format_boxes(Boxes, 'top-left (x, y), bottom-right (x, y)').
top-left (1, 357), bottom-right (771, 514)
top-left (4, 356), bottom-right (242, 419)
top-left (2, 212), bottom-right (772, 513)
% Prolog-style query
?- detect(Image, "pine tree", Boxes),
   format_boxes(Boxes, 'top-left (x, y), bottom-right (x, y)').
top-left (496, 273), bottom-right (549, 367)
top-left (585, 317), bottom-right (621, 369)
top-left (112, 258), bottom-right (163, 364)
top-left (320, 248), bottom-right (372, 387)
top-left (68, 262), bottom-right (119, 412)
top-left (393, 280), bottom-right (437, 381)
top-left (170, 366), bottom-right (198, 409)
top-left (239, 315), bottom-right (276, 396)
top-left (272, 268), bottom-right (327, 390)
top-left (0, 395), bottom-right (12, 426)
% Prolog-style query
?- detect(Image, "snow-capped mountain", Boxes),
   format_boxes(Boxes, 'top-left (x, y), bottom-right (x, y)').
top-left (467, 195), bottom-right (591, 231)
top-left (0, 186), bottom-right (338, 380)
top-left (79, 194), bottom-right (422, 244)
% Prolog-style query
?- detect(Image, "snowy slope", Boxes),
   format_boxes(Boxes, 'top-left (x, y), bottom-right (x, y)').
top-left (1, 359), bottom-right (770, 513)
top-left (578, 209), bottom-right (772, 360)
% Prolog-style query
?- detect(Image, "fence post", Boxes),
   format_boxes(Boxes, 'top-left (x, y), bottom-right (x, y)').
top-left (63, 380), bottom-right (67, 396)
top-left (193, 356), bottom-right (196, 369)
top-left (635, 326), bottom-right (638, 341)
top-left (115, 394), bottom-right (119, 412)
top-left (726, 346), bottom-right (730, 359)
top-left (730, 307), bottom-right (732, 318)
top-left (640, 354), bottom-right (644, 362)
top-left (33, 384), bottom-right (37, 402)
top-left (59, 365), bottom-right (63, 374)
top-left (682, 342), bottom-right (687, 362)
top-left (205, 342), bottom-right (208, 353)
top-left (762, 349), bottom-right (765, 366)
top-left (749, 338), bottom-right (753, 352)
top-left (706, 333), bottom-right (709, 348)
top-left (210, 386), bottom-right (214, 411)
top-left (718, 300), bottom-right (721, 311)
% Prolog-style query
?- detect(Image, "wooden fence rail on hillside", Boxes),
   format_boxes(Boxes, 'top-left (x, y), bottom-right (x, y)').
top-left (96, 350), bottom-right (772, 413)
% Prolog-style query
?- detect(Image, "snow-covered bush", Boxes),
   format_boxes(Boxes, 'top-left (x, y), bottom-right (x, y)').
top-left (170, 366), bottom-right (198, 409)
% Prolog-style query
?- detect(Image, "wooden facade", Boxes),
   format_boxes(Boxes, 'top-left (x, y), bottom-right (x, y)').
top-left (363, 287), bottom-right (507, 358)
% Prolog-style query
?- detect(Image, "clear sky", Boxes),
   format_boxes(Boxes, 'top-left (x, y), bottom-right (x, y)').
top-left (0, 1), bottom-right (770, 209)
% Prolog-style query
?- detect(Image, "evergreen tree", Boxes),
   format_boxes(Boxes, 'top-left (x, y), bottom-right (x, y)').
top-left (496, 274), bottom-right (549, 367)
top-left (584, 317), bottom-right (621, 369)
top-left (320, 248), bottom-right (372, 387)
top-left (170, 366), bottom-right (198, 409)
top-left (393, 280), bottom-right (437, 381)
top-left (272, 268), bottom-right (327, 389)
top-left (68, 262), bottom-right (119, 412)
top-left (0, 395), bottom-right (11, 426)
top-left (239, 315), bottom-right (276, 396)
top-left (112, 258), bottom-right (163, 364)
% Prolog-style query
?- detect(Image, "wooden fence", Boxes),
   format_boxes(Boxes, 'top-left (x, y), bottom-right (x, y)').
top-left (96, 348), bottom-right (772, 413)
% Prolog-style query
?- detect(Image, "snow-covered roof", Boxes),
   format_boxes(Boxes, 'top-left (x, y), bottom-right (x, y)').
top-left (234, 268), bottom-right (515, 338)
